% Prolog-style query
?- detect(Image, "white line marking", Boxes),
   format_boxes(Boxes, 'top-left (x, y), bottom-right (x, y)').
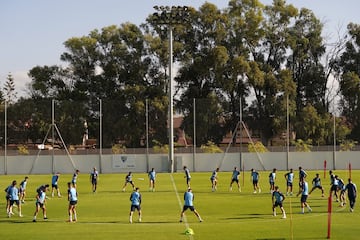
top-left (169, 174), bottom-right (194, 240)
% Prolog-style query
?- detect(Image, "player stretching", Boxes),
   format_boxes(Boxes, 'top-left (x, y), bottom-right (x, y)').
top-left (309, 173), bottom-right (324, 197)
top-left (272, 186), bottom-right (286, 219)
top-left (229, 167), bottom-right (241, 192)
top-left (180, 188), bottom-right (203, 222)
top-left (122, 172), bottom-right (135, 192)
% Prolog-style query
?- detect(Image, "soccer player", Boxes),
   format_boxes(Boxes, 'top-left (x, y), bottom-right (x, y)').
top-left (336, 175), bottom-right (346, 206)
top-left (51, 172), bottom-right (61, 197)
top-left (148, 168), bottom-right (156, 192)
top-left (210, 168), bottom-right (219, 192)
top-left (296, 178), bottom-right (312, 214)
top-left (129, 187), bottom-right (142, 223)
top-left (309, 173), bottom-right (325, 197)
top-left (7, 180), bottom-right (22, 217)
top-left (269, 168), bottom-right (277, 193)
top-left (329, 170), bottom-right (339, 201)
top-left (183, 166), bottom-right (191, 188)
top-left (90, 167), bottom-right (99, 193)
top-left (345, 178), bottom-right (357, 212)
top-left (67, 182), bottom-right (78, 222)
top-left (72, 169), bottom-right (80, 187)
top-left (251, 168), bottom-right (261, 193)
top-left (122, 172), bottom-right (135, 192)
top-left (298, 166), bottom-right (307, 183)
top-left (33, 184), bottom-right (49, 222)
top-left (229, 166), bottom-right (241, 192)
top-left (4, 183), bottom-right (12, 215)
top-left (284, 169), bottom-right (294, 196)
top-left (19, 176), bottom-right (29, 203)
top-left (180, 188), bottom-right (203, 223)
top-left (272, 186), bottom-right (286, 219)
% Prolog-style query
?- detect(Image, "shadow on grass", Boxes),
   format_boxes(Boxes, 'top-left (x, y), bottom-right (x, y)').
top-left (223, 213), bottom-right (268, 220)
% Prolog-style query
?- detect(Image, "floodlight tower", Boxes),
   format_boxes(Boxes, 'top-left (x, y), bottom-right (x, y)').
top-left (152, 6), bottom-right (190, 173)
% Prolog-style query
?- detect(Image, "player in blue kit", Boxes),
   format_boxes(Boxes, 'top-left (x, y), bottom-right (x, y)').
top-left (210, 168), bottom-right (219, 192)
top-left (129, 187), bottom-right (142, 223)
top-left (272, 186), bottom-right (286, 219)
top-left (122, 172), bottom-right (135, 192)
top-left (148, 168), bottom-right (156, 192)
top-left (90, 167), bottom-right (99, 193)
top-left (229, 167), bottom-right (241, 192)
top-left (251, 169), bottom-right (261, 193)
top-left (7, 180), bottom-right (22, 218)
top-left (19, 176), bottom-right (29, 203)
top-left (284, 169), bottom-right (294, 196)
top-left (269, 168), bottom-right (277, 193)
top-left (33, 184), bottom-right (49, 222)
top-left (72, 169), bottom-right (80, 187)
top-left (309, 173), bottom-right (324, 197)
top-left (297, 178), bottom-right (312, 214)
top-left (180, 188), bottom-right (203, 222)
top-left (51, 173), bottom-right (61, 197)
top-left (183, 166), bottom-right (191, 188)
top-left (67, 182), bottom-right (78, 222)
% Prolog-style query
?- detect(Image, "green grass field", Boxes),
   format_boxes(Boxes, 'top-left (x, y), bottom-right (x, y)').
top-left (0, 170), bottom-right (359, 240)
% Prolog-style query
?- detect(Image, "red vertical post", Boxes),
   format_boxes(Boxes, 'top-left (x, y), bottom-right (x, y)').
top-left (327, 196), bottom-right (332, 239)
top-left (349, 163), bottom-right (352, 179)
top-left (242, 162), bottom-right (245, 187)
top-left (324, 160), bottom-right (327, 179)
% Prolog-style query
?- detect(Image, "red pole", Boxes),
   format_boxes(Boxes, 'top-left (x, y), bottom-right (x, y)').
top-left (242, 162), bottom-right (245, 187)
top-left (324, 160), bottom-right (327, 179)
top-left (327, 196), bottom-right (332, 239)
top-left (349, 163), bottom-right (352, 179)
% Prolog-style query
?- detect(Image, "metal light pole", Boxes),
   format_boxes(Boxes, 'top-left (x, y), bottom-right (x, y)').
top-left (152, 6), bottom-right (190, 173)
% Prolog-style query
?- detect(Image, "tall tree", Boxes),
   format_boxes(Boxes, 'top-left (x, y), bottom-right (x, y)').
top-left (4, 73), bottom-right (17, 104)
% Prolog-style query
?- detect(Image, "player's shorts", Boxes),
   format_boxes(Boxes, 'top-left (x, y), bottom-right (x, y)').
top-left (126, 180), bottom-right (134, 184)
top-left (253, 180), bottom-right (258, 185)
top-left (36, 202), bottom-right (45, 208)
top-left (186, 178), bottom-right (191, 184)
top-left (273, 201), bottom-right (283, 208)
top-left (183, 205), bottom-right (195, 212)
top-left (287, 182), bottom-right (293, 187)
top-left (10, 200), bottom-right (20, 206)
top-left (231, 179), bottom-right (239, 183)
top-left (52, 184), bottom-right (58, 189)
top-left (312, 185), bottom-right (322, 190)
top-left (92, 179), bottom-right (97, 185)
top-left (330, 185), bottom-right (338, 191)
top-left (301, 195), bottom-right (308, 203)
top-left (130, 205), bottom-right (141, 211)
top-left (69, 200), bottom-right (77, 206)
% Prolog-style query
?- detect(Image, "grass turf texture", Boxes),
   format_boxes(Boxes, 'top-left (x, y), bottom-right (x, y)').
top-left (0, 170), bottom-right (359, 240)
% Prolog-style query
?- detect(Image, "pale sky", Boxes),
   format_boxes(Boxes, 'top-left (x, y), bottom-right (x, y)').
top-left (1, 0), bottom-right (359, 98)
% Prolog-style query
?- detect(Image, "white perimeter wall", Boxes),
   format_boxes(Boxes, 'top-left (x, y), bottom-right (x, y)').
top-left (0, 151), bottom-right (358, 175)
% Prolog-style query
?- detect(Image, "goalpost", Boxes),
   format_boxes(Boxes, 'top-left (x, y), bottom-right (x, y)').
top-left (218, 120), bottom-right (266, 171)
top-left (29, 100), bottom-right (77, 174)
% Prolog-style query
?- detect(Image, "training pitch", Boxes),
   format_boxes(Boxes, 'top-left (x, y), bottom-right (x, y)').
top-left (0, 170), bottom-right (359, 240)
